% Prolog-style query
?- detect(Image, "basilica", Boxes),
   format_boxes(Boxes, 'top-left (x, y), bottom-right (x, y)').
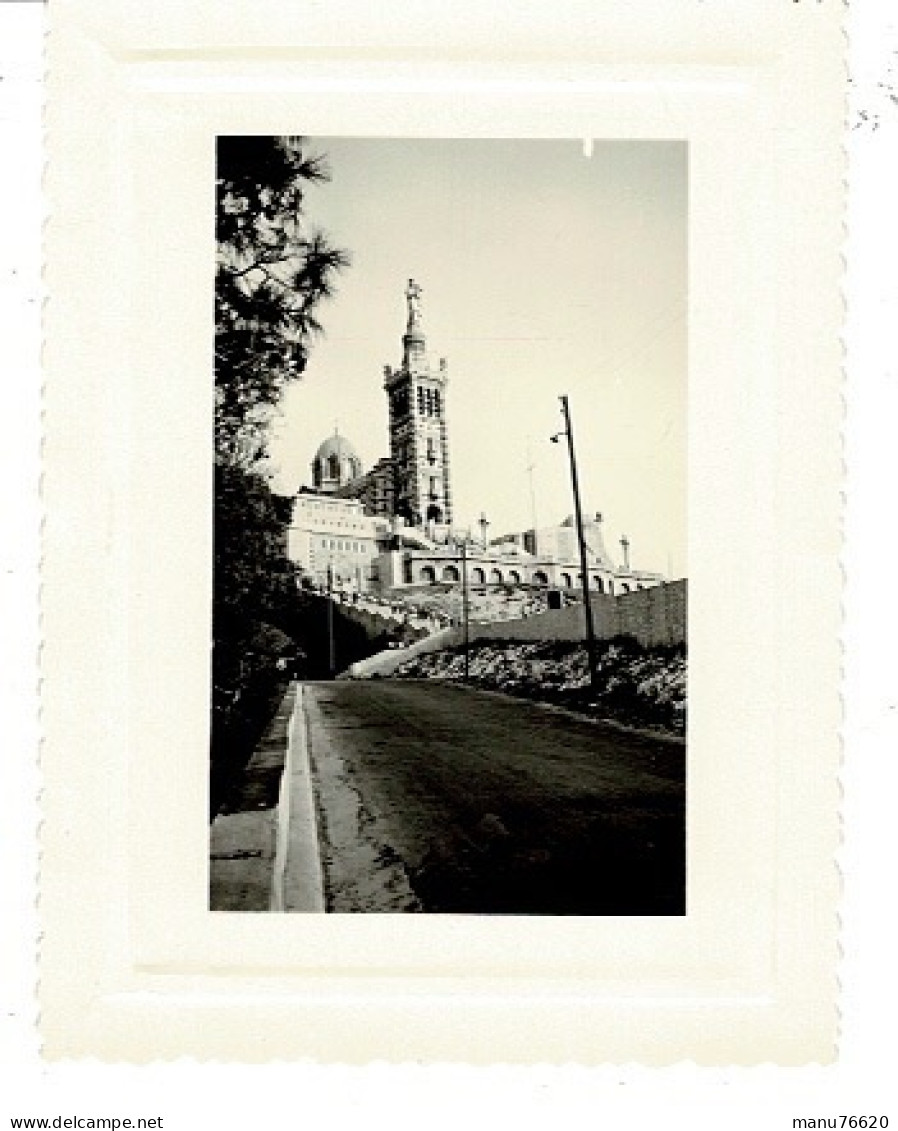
top-left (287, 281), bottom-right (663, 598)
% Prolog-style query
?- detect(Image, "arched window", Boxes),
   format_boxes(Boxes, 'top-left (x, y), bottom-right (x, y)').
top-left (620, 582), bottom-right (630, 593)
top-left (489, 568), bottom-right (503, 585)
top-left (607, 580), bottom-right (614, 595)
top-left (328, 454), bottom-right (340, 479)
top-left (433, 390), bottom-right (441, 417)
top-left (419, 565), bottom-right (436, 584)
top-left (442, 564), bottom-right (460, 583)
top-left (426, 504), bottom-right (442, 524)
top-left (560, 572), bottom-right (572, 588)
top-left (593, 576), bottom-right (604, 592)
top-left (507, 569), bottom-right (521, 585)
top-left (532, 570), bottom-right (549, 586)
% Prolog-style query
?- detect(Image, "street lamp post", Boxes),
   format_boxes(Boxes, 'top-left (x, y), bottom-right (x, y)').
top-left (450, 534), bottom-right (471, 682)
top-left (460, 537), bottom-right (470, 682)
top-left (552, 394), bottom-right (599, 696)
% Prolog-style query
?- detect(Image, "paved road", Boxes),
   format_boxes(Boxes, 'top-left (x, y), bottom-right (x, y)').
top-left (301, 680), bottom-right (685, 915)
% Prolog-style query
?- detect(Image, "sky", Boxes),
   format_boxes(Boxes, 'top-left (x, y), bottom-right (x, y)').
top-left (267, 138), bottom-right (687, 578)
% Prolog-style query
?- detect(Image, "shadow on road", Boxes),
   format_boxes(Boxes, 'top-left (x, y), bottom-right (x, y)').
top-left (409, 805), bottom-right (684, 915)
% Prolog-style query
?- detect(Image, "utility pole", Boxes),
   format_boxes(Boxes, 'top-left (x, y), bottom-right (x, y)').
top-left (554, 395), bottom-right (599, 696)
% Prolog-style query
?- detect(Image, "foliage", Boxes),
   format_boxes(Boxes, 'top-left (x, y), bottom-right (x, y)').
top-left (215, 135), bottom-right (349, 467)
top-left (211, 137), bottom-right (348, 813)
top-left (393, 637), bottom-right (687, 735)
top-left (213, 463), bottom-right (294, 636)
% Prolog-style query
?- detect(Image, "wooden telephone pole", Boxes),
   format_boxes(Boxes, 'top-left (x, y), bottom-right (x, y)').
top-left (556, 395), bottom-right (599, 696)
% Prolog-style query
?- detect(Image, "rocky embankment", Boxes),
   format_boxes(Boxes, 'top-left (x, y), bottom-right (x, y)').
top-left (391, 637), bottom-right (687, 736)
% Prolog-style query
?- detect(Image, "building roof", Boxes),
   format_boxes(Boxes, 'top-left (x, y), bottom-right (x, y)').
top-left (313, 431), bottom-right (361, 465)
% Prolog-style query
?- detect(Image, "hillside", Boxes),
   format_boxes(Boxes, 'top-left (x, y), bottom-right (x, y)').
top-left (341, 582), bottom-right (579, 632)
top-left (392, 637), bottom-right (687, 737)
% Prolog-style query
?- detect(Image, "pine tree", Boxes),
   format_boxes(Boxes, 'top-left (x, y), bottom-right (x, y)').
top-left (215, 135), bottom-right (349, 467)
top-left (211, 137), bottom-right (348, 814)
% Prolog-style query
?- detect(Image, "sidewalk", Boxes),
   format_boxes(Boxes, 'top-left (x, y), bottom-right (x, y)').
top-left (209, 683), bottom-right (295, 911)
top-left (271, 684), bottom-right (325, 913)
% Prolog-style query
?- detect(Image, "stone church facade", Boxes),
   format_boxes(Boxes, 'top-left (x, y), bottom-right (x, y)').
top-left (288, 280), bottom-right (664, 597)
top-left (383, 279), bottom-right (453, 532)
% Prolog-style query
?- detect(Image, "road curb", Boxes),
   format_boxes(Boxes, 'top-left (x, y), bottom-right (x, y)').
top-left (270, 683), bottom-right (326, 913)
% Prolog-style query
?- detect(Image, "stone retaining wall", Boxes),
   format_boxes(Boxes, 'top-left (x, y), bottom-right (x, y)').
top-left (468, 580), bottom-right (687, 648)
top-left (344, 581), bottom-right (687, 678)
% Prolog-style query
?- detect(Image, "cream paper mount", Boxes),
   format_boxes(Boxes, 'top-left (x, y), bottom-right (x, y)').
top-left (43, 0), bottom-right (843, 1062)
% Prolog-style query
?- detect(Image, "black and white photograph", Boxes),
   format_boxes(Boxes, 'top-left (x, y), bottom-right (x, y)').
top-left (27, 0), bottom-right (854, 1071)
top-left (209, 136), bottom-right (688, 915)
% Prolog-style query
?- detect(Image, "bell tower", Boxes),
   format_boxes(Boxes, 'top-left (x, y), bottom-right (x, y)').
top-left (383, 279), bottom-right (452, 531)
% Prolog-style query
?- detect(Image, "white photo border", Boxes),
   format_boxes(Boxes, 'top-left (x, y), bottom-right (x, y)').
top-left (42, 0), bottom-right (843, 1063)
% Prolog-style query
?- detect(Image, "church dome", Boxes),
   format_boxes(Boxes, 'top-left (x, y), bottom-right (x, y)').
top-left (314, 432), bottom-right (360, 465)
top-left (311, 430), bottom-right (363, 493)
